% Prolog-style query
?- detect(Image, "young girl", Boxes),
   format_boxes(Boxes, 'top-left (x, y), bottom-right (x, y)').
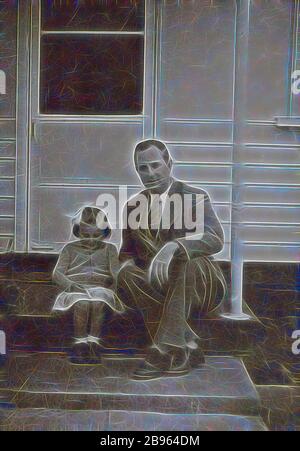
top-left (52, 207), bottom-right (124, 364)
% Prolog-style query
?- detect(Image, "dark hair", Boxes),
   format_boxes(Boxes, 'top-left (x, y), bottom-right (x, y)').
top-left (134, 139), bottom-right (172, 167)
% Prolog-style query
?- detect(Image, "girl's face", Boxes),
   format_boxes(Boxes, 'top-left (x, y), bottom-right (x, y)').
top-left (78, 223), bottom-right (104, 240)
top-left (78, 210), bottom-right (110, 241)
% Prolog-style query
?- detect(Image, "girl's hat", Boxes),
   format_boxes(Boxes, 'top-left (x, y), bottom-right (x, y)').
top-left (73, 207), bottom-right (111, 239)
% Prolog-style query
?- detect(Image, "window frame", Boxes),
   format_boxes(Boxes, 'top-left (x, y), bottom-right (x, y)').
top-left (35, 0), bottom-right (147, 119)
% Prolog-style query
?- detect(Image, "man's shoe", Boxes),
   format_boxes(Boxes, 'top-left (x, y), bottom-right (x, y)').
top-left (186, 339), bottom-right (206, 368)
top-left (164, 348), bottom-right (191, 377)
top-left (189, 347), bottom-right (206, 368)
top-left (166, 347), bottom-right (205, 375)
top-left (132, 361), bottom-right (163, 381)
top-left (69, 343), bottom-right (90, 365)
top-left (133, 351), bottom-right (190, 380)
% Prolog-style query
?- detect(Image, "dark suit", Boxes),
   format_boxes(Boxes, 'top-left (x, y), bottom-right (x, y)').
top-left (118, 179), bottom-right (227, 355)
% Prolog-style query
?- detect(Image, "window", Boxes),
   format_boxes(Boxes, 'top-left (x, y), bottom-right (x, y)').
top-left (40, 0), bottom-right (145, 115)
top-left (0, 0), bottom-right (17, 117)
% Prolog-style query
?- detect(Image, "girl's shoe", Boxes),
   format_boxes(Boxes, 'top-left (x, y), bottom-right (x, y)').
top-left (69, 342), bottom-right (90, 365)
top-left (88, 342), bottom-right (104, 364)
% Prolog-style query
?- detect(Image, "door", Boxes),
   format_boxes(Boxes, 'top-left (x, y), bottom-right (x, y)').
top-left (21, 0), bottom-right (155, 252)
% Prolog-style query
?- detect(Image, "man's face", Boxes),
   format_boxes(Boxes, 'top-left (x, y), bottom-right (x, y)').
top-left (136, 145), bottom-right (172, 191)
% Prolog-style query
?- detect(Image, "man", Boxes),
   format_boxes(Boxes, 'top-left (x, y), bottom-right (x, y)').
top-left (118, 139), bottom-right (227, 379)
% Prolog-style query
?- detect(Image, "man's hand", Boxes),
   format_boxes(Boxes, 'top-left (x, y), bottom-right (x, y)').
top-left (148, 242), bottom-right (179, 289)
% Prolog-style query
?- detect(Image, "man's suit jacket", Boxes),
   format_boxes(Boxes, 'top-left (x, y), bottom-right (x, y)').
top-left (120, 179), bottom-right (224, 269)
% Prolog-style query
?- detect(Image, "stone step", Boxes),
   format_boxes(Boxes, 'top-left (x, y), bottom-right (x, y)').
top-left (5, 353), bottom-right (261, 417)
top-left (6, 310), bottom-right (148, 351)
top-left (6, 313), bottom-right (262, 353)
top-left (0, 408), bottom-right (268, 431)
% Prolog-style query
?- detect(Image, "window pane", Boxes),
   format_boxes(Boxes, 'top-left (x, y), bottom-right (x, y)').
top-left (41, 0), bottom-right (145, 32)
top-left (40, 35), bottom-right (144, 115)
top-left (0, 0), bottom-right (17, 118)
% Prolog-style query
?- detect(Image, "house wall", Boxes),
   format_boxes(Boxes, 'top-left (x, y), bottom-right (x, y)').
top-left (0, 0), bottom-right (17, 251)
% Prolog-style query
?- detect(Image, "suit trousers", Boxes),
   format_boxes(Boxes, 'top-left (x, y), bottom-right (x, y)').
top-left (117, 255), bottom-right (226, 354)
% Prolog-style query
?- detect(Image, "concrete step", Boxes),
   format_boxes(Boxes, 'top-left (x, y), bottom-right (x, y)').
top-left (6, 313), bottom-right (263, 353)
top-left (0, 408), bottom-right (268, 431)
top-left (5, 353), bottom-right (261, 417)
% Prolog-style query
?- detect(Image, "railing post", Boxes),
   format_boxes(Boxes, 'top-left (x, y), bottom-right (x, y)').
top-left (224, 0), bottom-right (252, 320)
